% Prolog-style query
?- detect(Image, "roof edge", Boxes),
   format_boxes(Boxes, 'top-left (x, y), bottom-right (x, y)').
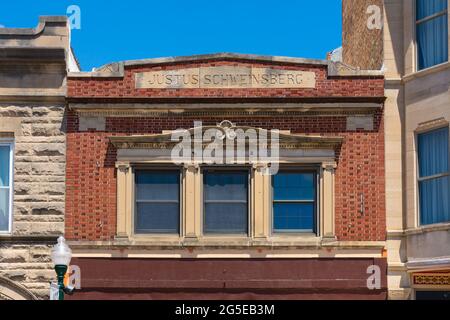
top-left (68, 52), bottom-right (385, 78)
top-left (0, 16), bottom-right (68, 36)
top-left (120, 52), bottom-right (329, 68)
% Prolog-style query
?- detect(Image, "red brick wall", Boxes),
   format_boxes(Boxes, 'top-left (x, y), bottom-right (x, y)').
top-left (66, 60), bottom-right (385, 242)
top-left (66, 113), bottom-right (385, 242)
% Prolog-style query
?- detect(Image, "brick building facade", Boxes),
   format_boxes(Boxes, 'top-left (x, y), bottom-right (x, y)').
top-left (64, 54), bottom-right (387, 299)
top-left (0, 3), bottom-right (403, 300)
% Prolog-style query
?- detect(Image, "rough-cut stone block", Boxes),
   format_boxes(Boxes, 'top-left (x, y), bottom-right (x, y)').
top-left (14, 143), bottom-right (32, 156)
top-left (13, 221), bottom-right (64, 236)
top-left (14, 203), bottom-right (30, 215)
top-left (31, 163), bottom-right (65, 175)
top-left (32, 144), bottom-right (65, 156)
top-left (14, 215), bottom-right (64, 223)
top-left (0, 262), bottom-right (53, 270)
top-left (14, 182), bottom-right (65, 196)
top-left (0, 270), bottom-right (27, 282)
top-left (32, 106), bottom-right (64, 117)
top-left (14, 163), bottom-right (32, 175)
top-left (0, 249), bottom-right (29, 263)
top-left (16, 136), bottom-right (66, 144)
top-left (0, 106), bottom-right (32, 117)
top-left (31, 124), bottom-right (63, 136)
top-left (26, 270), bottom-right (55, 282)
top-left (31, 203), bottom-right (64, 216)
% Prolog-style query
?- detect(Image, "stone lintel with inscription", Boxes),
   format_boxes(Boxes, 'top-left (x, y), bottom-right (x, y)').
top-left (135, 66), bottom-right (316, 89)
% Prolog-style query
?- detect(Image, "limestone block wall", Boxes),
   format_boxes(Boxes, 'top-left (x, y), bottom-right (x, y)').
top-left (0, 104), bottom-right (65, 299)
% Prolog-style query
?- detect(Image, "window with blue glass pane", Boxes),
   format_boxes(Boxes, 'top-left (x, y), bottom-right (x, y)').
top-left (416, 0), bottom-right (448, 70)
top-left (272, 172), bottom-right (316, 233)
top-left (0, 144), bottom-right (12, 233)
top-left (203, 170), bottom-right (248, 234)
top-left (135, 170), bottom-right (180, 234)
top-left (418, 127), bottom-right (450, 225)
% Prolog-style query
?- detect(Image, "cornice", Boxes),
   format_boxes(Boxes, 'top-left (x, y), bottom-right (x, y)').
top-left (0, 94), bottom-right (66, 104)
top-left (67, 97), bottom-right (386, 105)
top-left (110, 125), bottom-right (344, 150)
top-left (0, 16), bottom-right (67, 37)
top-left (68, 52), bottom-right (385, 79)
top-left (70, 101), bottom-right (383, 117)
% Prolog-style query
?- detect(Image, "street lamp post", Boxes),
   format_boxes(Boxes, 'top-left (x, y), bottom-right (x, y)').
top-left (51, 237), bottom-right (72, 300)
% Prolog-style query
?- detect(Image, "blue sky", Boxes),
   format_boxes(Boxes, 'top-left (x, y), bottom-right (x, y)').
top-left (0, 0), bottom-right (342, 71)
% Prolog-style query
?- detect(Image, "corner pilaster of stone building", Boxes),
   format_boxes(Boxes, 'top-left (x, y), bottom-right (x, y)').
top-left (0, 16), bottom-right (78, 300)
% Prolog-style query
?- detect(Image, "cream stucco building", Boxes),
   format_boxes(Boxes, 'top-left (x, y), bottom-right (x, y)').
top-left (383, 0), bottom-right (450, 299)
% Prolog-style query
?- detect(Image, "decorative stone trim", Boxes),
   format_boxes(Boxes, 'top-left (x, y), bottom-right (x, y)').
top-left (407, 257), bottom-right (450, 271)
top-left (0, 16), bottom-right (67, 36)
top-left (0, 132), bottom-right (14, 138)
top-left (109, 125), bottom-right (344, 151)
top-left (403, 61), bottom-right (450, 83)
top-left (68, 53), bottom-right (384, 79)
top-left (346, 116), bottom-right (374, 131)
top-left (412, 272), bottom-right (450, 289)
top-left (321, 162), bottom-right (337, 240)
top-left (0, 276), bottom-right (38, 301)
top-left (79, 116), bottom-right (106, 132)
top-left (415, 117), bottom-right (449, 134)
top-left (68, 240), bottom-right (386, 249)
top-left (389, 222), bottom-right (450, 237)
top-left (70, 102), bottom-right (382, 117)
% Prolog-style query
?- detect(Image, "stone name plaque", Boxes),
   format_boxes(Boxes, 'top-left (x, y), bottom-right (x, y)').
top-left (135, 66), bottom-right (316, 89)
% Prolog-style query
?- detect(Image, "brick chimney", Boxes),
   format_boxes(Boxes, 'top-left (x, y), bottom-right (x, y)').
top-left (342, 0), bottom-right (384, 70)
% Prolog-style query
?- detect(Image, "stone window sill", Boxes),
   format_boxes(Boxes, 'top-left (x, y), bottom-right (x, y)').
top-left (403, 61), bottom-right (450, 83)
top-left (68, 238), bottom-right (385, 250)
top-left (405, 222), bottom-right (450, 236)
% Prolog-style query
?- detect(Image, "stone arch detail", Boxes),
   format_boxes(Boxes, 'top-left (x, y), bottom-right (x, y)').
top-left (0, 276), bottom-right (38, 300)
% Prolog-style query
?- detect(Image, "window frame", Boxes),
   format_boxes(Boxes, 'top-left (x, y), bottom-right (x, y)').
top-left (415, 0), bottom-right (449, 71)
top-left (270, 167), bottom-right (320, 236)
top-left (201, 166), bottom-right (251, 237)
top-left (133, 167), bottom-right (183, 236)
top-left (416, 125), bottom-right (450, 227)
top-left (0, 140), bottom-right (14, 235)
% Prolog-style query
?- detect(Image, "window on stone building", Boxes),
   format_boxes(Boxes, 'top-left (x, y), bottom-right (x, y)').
top-left (416, 0), bottom-right (448, 70)
top-left (135, 170), bottom-right (181, 234)
top-left (272, 171), bottom-right (317, 233)
top-left (203, 169), bottom-right (249, 235)
top-left (418, 127), bottom-right (450, 225)
top-left (0, 142), bottom-right (13, 233)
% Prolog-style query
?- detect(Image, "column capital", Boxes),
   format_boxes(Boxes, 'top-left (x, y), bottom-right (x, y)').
top-left (252, 162), bottom-right (269, 172)
top-left (116, 162), bottom-right (130, 172)
top-left (322, 162), bottom-right (337, 171)
top-left (183, 162), bottom-right (199, 171)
